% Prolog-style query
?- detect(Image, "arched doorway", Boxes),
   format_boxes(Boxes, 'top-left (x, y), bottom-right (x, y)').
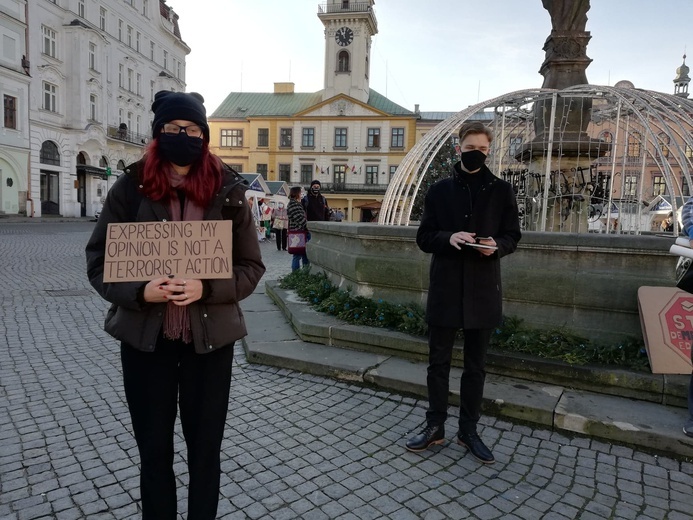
top-left (40, 141), bottom-right (61, 215)
top-left (76, 152), bottom-right (87, 217)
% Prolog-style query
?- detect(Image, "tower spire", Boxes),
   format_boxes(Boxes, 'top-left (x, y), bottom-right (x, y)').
top-left (674, 53), bottom-right (690, 98)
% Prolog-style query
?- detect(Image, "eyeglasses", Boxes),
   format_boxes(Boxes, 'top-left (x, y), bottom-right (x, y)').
top-left (161, 123), bottom-right (204, 139)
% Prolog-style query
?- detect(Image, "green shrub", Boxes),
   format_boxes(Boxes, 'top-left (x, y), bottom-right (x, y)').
top-left (279, 269), bottom-right (650, 371)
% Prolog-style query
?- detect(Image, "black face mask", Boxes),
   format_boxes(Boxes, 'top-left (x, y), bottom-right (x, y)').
top-left (311, 186), bottom-right (320, 194)
top-left (460, 149), bottom-right (487, 172)
top-left (158, 133), bottom-right (204, 166)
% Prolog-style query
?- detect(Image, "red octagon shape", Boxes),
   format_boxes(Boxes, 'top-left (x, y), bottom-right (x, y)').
top-left (658, 292), bottom-right (693, 364)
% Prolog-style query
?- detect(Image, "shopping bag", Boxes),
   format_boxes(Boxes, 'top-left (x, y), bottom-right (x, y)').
top-left (287, 230), bottom-right (307, 255)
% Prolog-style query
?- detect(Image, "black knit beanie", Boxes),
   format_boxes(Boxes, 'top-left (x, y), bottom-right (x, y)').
top-left (310, 179), bottom-right (321, 187)
top-left (151, 90), bottom-right (209, 140)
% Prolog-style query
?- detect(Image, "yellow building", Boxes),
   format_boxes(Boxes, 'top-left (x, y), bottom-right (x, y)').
top-left (207, 0), bottom-right (417, 222)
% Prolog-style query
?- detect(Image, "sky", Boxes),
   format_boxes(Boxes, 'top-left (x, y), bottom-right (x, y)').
top-left (170, 0), bottom-right (692, 115)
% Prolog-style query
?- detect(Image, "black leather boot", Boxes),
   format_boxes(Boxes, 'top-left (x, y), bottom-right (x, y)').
top-left (405, 425), bottom-right (445, 452)
top-left (457, 431), bottom-right (494, 464)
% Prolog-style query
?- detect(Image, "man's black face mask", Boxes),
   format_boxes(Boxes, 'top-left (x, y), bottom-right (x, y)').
top-left (460, 150), bottom-right (487, 172)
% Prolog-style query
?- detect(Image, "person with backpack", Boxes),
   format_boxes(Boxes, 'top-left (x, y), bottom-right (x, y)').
top-left (302, 179), bottom-right (330, 221)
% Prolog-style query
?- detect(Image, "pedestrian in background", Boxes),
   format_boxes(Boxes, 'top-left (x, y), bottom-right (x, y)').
top-left (272, 201), bottom-right (289, 251)
top-left (288, 186), bottom-right (309, 270)
top-left (86, 90), bottom-right (265, 519)
top-left (407, 121), bottom-right (521, 464)
top-left (302, 179), bottom-right (330, 221)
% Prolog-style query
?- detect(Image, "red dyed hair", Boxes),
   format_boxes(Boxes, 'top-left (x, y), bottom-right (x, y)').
top-left (139, 139), bottom-right (223, 206)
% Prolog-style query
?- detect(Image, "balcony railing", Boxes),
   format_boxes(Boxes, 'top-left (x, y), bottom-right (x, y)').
top-left (318, 2), bottom-right (372, 15)
top-left (107, 125), bottom-right (149, 146)
top-left (320, 182), bottom-right (387, 194)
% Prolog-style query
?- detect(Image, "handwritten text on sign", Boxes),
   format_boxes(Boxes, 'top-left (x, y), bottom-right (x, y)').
top-left (104, 221), bottom-right (233, 282)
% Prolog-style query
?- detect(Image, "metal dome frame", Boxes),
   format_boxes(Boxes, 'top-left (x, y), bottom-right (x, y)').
top-left (380, 86), bottom-right (693, 233)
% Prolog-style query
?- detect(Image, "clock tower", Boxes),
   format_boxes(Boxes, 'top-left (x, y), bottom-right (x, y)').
top-left (318, 0), bottom-right (378, 103)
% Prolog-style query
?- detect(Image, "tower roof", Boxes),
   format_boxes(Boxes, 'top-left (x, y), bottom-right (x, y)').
top-left (674, 54), bottom-right (690, 83)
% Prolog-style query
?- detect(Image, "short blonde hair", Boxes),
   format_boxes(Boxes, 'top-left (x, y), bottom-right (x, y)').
top-left (458, 122), bottom-right (493, 144)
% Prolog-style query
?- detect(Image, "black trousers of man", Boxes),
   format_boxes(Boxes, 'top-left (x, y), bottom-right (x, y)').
top-left (425, 326), bottom-right (492, 434)
top-left (121, 336), bottom-right (234, 520)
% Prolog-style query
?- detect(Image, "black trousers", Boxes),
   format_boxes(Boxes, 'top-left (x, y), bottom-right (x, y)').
top-left (274, 228), bottom-right (287, 250)
top-left (121, 337), bottom-right (234, 520)
top-left (426, 326), bottom-right (492, 434)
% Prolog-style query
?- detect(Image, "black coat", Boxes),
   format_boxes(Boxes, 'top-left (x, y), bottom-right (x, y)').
top-left (85, 161), bottom-right (265, 354)
top-left (416, 162), bottom-right (521, 329)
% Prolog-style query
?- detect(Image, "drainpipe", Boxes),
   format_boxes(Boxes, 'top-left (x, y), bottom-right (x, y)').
top-left (24, 0), bottom-right (34, 217)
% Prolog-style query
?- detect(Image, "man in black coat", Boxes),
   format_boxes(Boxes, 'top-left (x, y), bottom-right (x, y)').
top-left (406, 122), bottom-right (521, 464)
top-left (302, 179), bottom-right (330, 221)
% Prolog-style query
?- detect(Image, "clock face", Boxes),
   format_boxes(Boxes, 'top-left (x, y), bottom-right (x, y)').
top-left (335, 26), bottom-right (354, 47)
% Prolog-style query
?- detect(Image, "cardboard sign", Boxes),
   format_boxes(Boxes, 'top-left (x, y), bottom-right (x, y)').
top-left (104, 220), bottom-right (233, 282)
top-left (638, 286), bottom-right (693, 374)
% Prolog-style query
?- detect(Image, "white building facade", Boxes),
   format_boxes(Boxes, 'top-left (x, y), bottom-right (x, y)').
top-left (21, 0), bottom-right (189, 217)
top-left (0, 0), bottom-right (31, 216)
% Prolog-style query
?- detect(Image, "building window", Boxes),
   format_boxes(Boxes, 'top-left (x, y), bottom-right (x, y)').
top-left (367, 128), bottom-right (380, 148)
top-left (653, 175), bottom-right (666, 196)
top-left (4, 95), bottom-right (17, 129)
top-left (118, 20), bottom-right (123, 41)
top-left (40, 141), bottom-right (60, 165)
top-left (99, 7), bottom-right (106, 30)
top-left (78, 0), bottom-right (85, 17)
top-left (599, 131), bottom-right (613, 157)
top-left (128, 69), bottom-right (133, 91)
top-left (279, 128), bottom-right (292, 148)
top-left (136, 32), bottom-right (141, 52)
top-left (301, 165), bottom-right (313, 184)
top-left (659, 132), bottom-right (670, 158)
top-left (623, 174), bottom-right (637, 197)
top-left (391, 128), bottom-right (404, 148)
top-left (88, 42), bottom-right (96, 70)
top-left (89, 94), bottom-right (97, 121)
top-left (42, 26), bottom-right (56, 57)
top-left (256, 164), bottom-right (268, 179)
top-left (127, 26), bottom-right (133, 47)
top-left (508, 137), bottom-right (522, 157)
top-left (342, 0), bottom-right (349, 8)
top-left (301, 127), bottom-right (315, 148)
top-left (142, 0), bottom-right (148, 16)
top-left (334, 128), bottom-right (347, 148)
top-left (334, 165), bottom-right (346, 184)
top-left (337, 51), bottom-right (350, 72)
top-left (686, 145), bottom-right (693, 159)
top-left (365, 165), bottom-right (378, 185)
top-left (627, 131), bottom-right (641, 158)
top-left (389, 165), bottom-right (398, 181)
top-left (150, 41), bottom-right (155, 61)
top-left (119, 64), bottom-right (124, 87)
top-left (221, 129), bottom-right (243, 147)
top-left (228, 164), bottom-right (242, 173)
top-left (279, 164), bottom-right (291, 182)
top-left (683, 176), bottom-right (690, 197)
top-left (163, 50), bottom-right (168, 70)
top-left (136, 73), bottom-right (141, 95)
top-left (257, 128), bottom-right (269, 147)
top-left (43, 82), bottom-right (57, 112)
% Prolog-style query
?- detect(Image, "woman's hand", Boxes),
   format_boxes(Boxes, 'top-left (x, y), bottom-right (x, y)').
top-left (143, 276), bottom-right (203, 306)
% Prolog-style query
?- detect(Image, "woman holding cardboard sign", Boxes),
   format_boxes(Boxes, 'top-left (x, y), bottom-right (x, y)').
top-left (86, 91), bottom-right (264, 520)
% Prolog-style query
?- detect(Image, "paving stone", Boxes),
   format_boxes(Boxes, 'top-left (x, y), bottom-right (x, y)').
top-left (2, 224), bottom-right (693, 520)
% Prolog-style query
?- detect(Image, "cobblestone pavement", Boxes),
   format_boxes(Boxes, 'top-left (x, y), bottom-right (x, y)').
top-left (1, 221), bottom-right (693, 519)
